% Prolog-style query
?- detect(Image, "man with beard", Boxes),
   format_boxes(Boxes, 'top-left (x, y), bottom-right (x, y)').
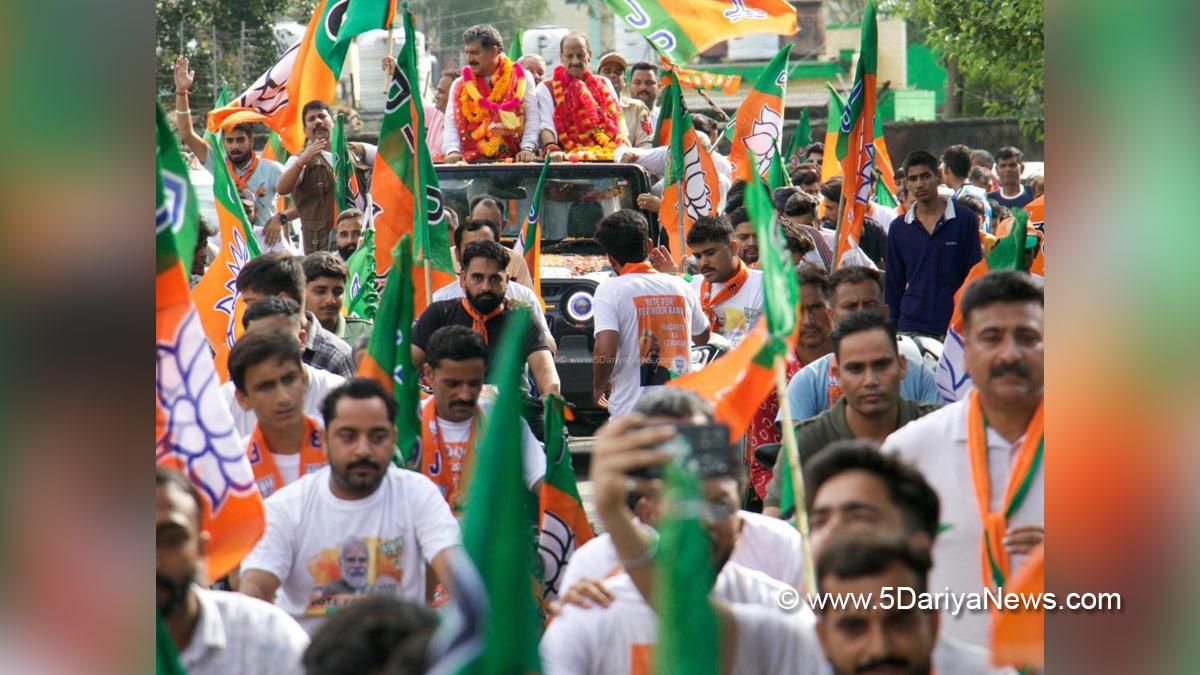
top-left (727, 205), bottom-right (760, 267)
top-left (443, 24), bottom-right (540, 163)
top-left (157, 467), bottom-right (309, 673)
top-left (597, 51), bottom-right (654, 149)
top-left (411, 239), bottom-right (560, 398)
top-left (173, 56), bottom-right (293, 254)
top-left (418, 326), bottom-right (545, 515)
top-left (240, 379), bottom-right (462, 633)
top-left (686, 215), bottom-right (763, 346)
top-left (317, 537), bottom-right (371, 595)
top-left (883, 271), bottom-right (1044, 648)
top-left (332, 209), bottom-right (363, 261)
top-left (302, 251), bottom-right (373, 345)
top-left (228, 329), bottom-right (327, 499)
top-left (277, 101), bottom-right (377, 253)
top-left (628, 62), bottom-right (660, 126)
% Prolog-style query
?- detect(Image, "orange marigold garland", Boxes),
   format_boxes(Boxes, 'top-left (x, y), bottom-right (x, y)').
top-left (550, 66), bottom-right (625, 161)
top-left (455, 55), bottom-right (527, 161)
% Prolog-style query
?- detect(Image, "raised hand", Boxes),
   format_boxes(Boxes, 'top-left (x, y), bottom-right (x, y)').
top-left (174, 56), bottom-right (194, 94)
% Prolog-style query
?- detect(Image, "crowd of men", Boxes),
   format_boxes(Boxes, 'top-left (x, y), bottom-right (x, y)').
top-left (160, 20), bottom-right (1045, 675)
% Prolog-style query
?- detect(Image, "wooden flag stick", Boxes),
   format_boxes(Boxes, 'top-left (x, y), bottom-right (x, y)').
top-left (696, 89), bottom-right (730, 124)
top-left (423, 257), bottom-right (432, 307)
top-left (774, 350), bottom-right (816, 595)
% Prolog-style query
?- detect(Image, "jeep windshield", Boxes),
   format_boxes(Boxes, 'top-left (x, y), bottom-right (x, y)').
top-left (436, 163), bottom-right (654, 244)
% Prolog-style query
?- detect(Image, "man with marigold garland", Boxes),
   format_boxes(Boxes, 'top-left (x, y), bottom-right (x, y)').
top-left (442, 24), bottom-right (540, 164)
top-left (535, 33), bottom-right (629, 162)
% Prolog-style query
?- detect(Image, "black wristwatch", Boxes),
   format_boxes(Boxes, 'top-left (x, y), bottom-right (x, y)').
top-left (277, 213), bottom-right (289, 225)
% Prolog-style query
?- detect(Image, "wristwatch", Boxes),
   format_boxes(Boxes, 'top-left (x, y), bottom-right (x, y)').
top-left (277, 213), bottom-right (289, 226)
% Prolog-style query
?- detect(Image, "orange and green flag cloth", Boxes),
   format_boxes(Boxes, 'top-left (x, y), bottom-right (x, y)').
top-left (659, 57), bottom-right (742, 94)
top-left (728, 44), bottom-right (791, 182)
top-left (832, 2), bottom-right (879, 269)
top-left (192, 137), bottom-right (264, 382)
top-left (157, 104), bottom-right (264, 583)
top-left (332, 111), bottom-right (363, 211)
top-left (207, 0), bottom-right (396, 153)
top-left (538, 395), bottom-right (594, 601)
top-left (784, 107), bottom-right (811, 167)
top-left (345, 226), bottom-right (379, 320)
top-left (604, 0), bottom-right (797, 65)
top-left (357, 233), bottom-right (420, 466)
top-left (372, 10), bottom-right (455, 316)
top-left (511, 155), bottom-right (550, 306)
top-left (661, 71), bottom-right (721, 267)
top-left (822, 82), bottom-right (897, 208)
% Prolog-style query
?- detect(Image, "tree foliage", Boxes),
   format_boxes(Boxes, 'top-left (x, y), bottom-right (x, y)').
top-left (903, 0), bottom-right (1044, 140)
top-left (406, 0), bottom-right (548, 55)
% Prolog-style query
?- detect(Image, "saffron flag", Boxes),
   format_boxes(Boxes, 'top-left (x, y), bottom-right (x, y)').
top-left (345, 226), bottom-right (379, 320)
top-left (991, 544), bottom-right (1045, 670)
top-left (654, 465), bottom-right (719, 675)
top-left (832, 2), bottom-right (878, 269)
top-left (728, 44), bottom-right (791, 182)
top-left (822, 82), bottom-right (897, 210)
top-left (458, 307), bottom-right (543, 674)
top-left (605, 0), bottom-right (797, 65)
top-left (538, 395), bottom-right (595, 601)
top-left (357, 234), bottom-right (420, 465)
top-left (207, 0), bottom-right (395, 153)
top-left (661, 72), bottom-right (721, 267)
top-left (331, 111), bottom-right (362, 211)
top-left (660, 58), bottom-right (742, 94)
top-left (512, 155), bottom-right (550, 305)
top-left (157, 105), bottom-right (264, 583)
top-left (651, 81), bottom-right (674, 146)
top-left (262, 128), bottom-right (290, 163)
top-left (936, 209), bottom-right (1037, 403)
top-left (372, 10), bottom-right (455, 315)
top-left (819, 83), bottom-right (845, 182)
top-left (192, 137), bottom-right (264, 381)
top-left (784, 107), bottom-right (811, 166)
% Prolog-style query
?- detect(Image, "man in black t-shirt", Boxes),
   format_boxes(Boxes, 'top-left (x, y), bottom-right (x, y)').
top-left (412, 239), bottom-right (561, 398)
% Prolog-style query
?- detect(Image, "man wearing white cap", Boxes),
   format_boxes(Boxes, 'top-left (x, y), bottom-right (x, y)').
top-left (597, 51), bottom-right (654, 149)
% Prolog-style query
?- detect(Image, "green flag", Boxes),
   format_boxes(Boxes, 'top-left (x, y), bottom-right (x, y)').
top-left (654, 465), bottom-right (719, 675)
top-left (767, 145), bottom-right (788, 192)
top-left (332, 112), bottom-right (357, 211)
top-left (834, 1), bottom-right (878, 162)
top-left (538, 395), bottom-right (595, 600)
top-left (508, 30), bottom-right (523, 60)
top-left (156, 610), bottom-right (187, 675)
top-left (264, 128), bottom-right (290, 163)
top-left (784, 108), bottom-right (811, 165)
top-left (745, 154), bottom-right (798, 343)
top-left (345, 227), bottom-right (379, 320)
top-left (156, 103), bottom-right (201, 274)
top-left (776, 446), bottom-right (798, 522)
top-left (460, 307), bottom-right (543, 675)
top-left (358, 234), bottom-right (419, 465)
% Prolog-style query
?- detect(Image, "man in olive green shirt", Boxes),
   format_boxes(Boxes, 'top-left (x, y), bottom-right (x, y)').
top-left (302, 252), bottom-right (373, 347)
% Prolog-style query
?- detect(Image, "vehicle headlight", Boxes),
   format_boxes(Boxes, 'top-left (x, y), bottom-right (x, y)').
top-left (563, 290), bottom-right (595, 323)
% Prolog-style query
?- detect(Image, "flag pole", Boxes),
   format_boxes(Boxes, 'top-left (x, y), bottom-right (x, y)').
top-left (676, 162), bottom-right (686, 268)
top-left (423, 257), bottom-right (432, 305)
top-left (773, 351), bottom-right (816, 595)
top-left (696, 89), bottom-right (730, 124)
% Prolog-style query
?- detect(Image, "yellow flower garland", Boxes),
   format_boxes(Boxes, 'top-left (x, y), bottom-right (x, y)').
top-left (458, 56), bottom-right (526, 158)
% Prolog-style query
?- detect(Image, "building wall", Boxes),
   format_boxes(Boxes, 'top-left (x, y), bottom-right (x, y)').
top-left (823, 17), bottom-right (907, 90)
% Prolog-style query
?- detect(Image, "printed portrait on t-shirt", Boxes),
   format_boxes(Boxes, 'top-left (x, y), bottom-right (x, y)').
top-left (719, 306), bottom-right (760, 345)
top-left (305, 535), bottom-right (404, 615)
top-left (633, 295), bottom-right (690, 386)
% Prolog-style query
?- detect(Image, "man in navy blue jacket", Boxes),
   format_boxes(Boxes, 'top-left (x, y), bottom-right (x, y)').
top-left (884, 150), bottom-right (982, 338)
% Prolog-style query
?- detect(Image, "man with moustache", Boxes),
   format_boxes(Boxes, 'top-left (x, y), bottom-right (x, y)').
top-left (417, 326), bottom-right (546, 515)
top-left (157, 467), bottom-right (309, 673)
top-left (628, 62), bottom-right (660, 125)
top-left (316, 537), bottom-right (372, 596)
top-left (277, 101), bottom-right (377, 253)
top-left (884, 271), bottom-right (1044, 648)
top-left (411, 239), bottom-right (560, 398)
top-left (597, 51), bottom-right (654, 149)
top-left (240, 379), bottom-right (462, 633)
top-left (536, 32), bottom-right (628, 160)
top-left (332, 209), bottom-right (363, 261)
top-left (686, 215), bottom-right (763, 346)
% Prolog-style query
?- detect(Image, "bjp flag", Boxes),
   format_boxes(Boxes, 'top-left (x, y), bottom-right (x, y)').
top-left (207, 0), bottom-right (396, 153)
top-left (157, 105), bottom-right (263, 582)
top-left (661, 72), bottom-right (721, 267)
top-left (605, 0), bottom-right (797, 65)
top-left (728, 45), bottom-right (791, 182)
top-left (832, 3), bottom-right (878, 268)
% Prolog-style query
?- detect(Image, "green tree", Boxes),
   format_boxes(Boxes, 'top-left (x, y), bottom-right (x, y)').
top-left (903, 0), bottom-right (1044, 140)
top-left (407, 0), bottom-right (548, 59)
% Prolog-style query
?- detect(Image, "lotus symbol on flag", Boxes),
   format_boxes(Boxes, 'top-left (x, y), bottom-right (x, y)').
top-left (683, 140), bottom-right (714, 220)
top-left (539, 511), bottom-right (578, 598)
top-left (238, 42), bottom-right (297, 116)
top-left (742, 107), bottom-right (782, 177)
top-left (156, 310), bottom-right (256, 512)
top-left (723, 0), bottom-right (768, 23)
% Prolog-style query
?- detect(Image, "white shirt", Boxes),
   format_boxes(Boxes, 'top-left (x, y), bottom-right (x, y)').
top-left (442, 70), bottom-right (541, 155)
top-left (540, 562), bottom-right (793, 675)
top-left (222, 363), bottom-right (345, 439)
top-left (418, 395), bottom-right (546, 491)
top-left (882, 398), bottom-right (1045, 648)
top-left (178, 587), bottom-right (309, 675)
top-left (534, 77), bottom-right (624, 143)
top-left (241, 465), bottom-right (461, 634)
top-left (558, 511), bottom-right (804, 593)
top-left (730, 604), bottom-right (1010, 674)
top-left (616, 142), bottom-right (733, 212)
top-left (592, 270), bottom-right (708, 416)
top-left (271, 452), bottom-right (302, 485)
top-left (690, 268), bottom-right (763, 347)
top-left (432, 279), bottom-right (553, 338)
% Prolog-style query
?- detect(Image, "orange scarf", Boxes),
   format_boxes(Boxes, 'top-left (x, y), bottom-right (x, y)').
top-left (966, 389), bottom-right (1044, 588)
top-left (700, 259), bottom-right (749, 329)
top-left (245, 416), bottom-right (326, 498)
top-left (419, 398), bottom-right (480, 513)
top-left (227, 153), bottom-right (260, 191)
top-left (460, 298), bottom-right (504, 344)
top-left (619, 261), bottom-right (655, 275)
top-left (827, 358), bottom-right (843, 407)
